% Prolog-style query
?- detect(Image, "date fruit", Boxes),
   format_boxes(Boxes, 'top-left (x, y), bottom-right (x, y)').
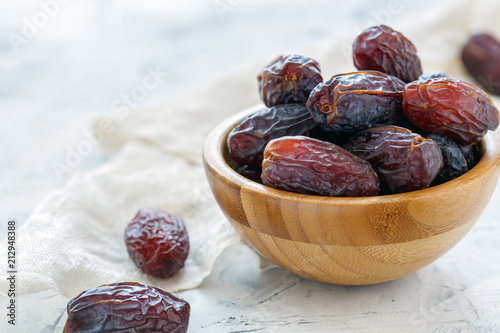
top-left (462, 33), bottom-right (500, 95)
top-left (261, 136), bottom-right (380, 197)
top-left (458, 142), bottom-right (480, 171)
top-left (307, 71), bottom-right (405, 134)
top-left (125, 208), bottom-right (189, 278)
top-left (344, 126), bottom-right (443, 194)
top-left (63, 282), bottom-right (190, 333)
top-left (418, 71), bottom-right (448, 80)
top-left (227, 104), bottom-right (317, 167)
top-left (403, 78), bottom-right (500, 145)
top-left (424, 133), bottom-right (468, 185)
top-left (353, 25), bottom-right (423, 83)
top-left (236, 164), bottom-right (263, 184)
top-left (258, 54), bottom-right (323, 107)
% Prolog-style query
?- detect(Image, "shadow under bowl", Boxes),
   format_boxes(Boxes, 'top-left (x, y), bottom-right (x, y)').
top-left (203, 106), bottom-right (500, 285)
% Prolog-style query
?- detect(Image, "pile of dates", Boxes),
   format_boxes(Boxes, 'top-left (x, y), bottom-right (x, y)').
top-left (228, 25), bottom-right (500, 196)
top-left (63, 209), bottom-right (191, 332)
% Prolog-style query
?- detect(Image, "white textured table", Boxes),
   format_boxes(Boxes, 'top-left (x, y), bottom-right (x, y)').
top-left (2, 1), bottom-right (500, 332)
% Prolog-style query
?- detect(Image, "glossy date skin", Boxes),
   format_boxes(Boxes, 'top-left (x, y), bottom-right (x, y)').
top-left (344, 126), bottom-right (443, 194)
top-left (261, 136), bottom-right (380, 197)
top-left (462, 33), bottom-right (500, 95)
top-left (63, 282), bottom-right (190, 333)
top-left (403, 78), bottom-right (500, 145)
top-left (227, 104), bottom-right (317, 167)
top-left (236, 164), bottom-right (263, 184)
top-left (306, 71), bottom-right (405, 134)
top-left (353, 25), bottom-right (423, 83)
top-left (458, 142), bottom-right (480, 171)
top-left (125, 208), bottom-right (189, 278)
top-left (258, 54), bottom-right (323, 107)
top-left (424, 133), bottom-right (468, 185)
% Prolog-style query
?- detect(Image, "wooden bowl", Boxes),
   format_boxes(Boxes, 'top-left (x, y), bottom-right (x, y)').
top-left (203, 106), bottom-right (500, 285)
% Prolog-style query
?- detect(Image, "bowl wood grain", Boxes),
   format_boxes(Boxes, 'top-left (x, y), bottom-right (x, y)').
top-left (203, 106), bottom-right (500, 285)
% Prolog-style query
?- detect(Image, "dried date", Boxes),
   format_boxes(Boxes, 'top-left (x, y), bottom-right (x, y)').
top-left (418, 71), bottom-right (448, 80)
top-left (458, 142), bottom-right (481, 171)
top-left (353, 25), bottom-right (423, 83)
top-left (306, 123), bottom-right (353, 146)
top-left (63, 282), bottom-right (190, 333)
top-left (258, 54), bottom-right (323, 107)
top-left (403, 78), bottom-right (500, 145)
top-left (344, 126), bottom-right (443, 194)
top-left (462, 33), bottom-right (500, 95)
top-left (227, 104), bottom-right (317, 167)
top-left (236, 164), bottom-right (263, 183)
top-left (423, 133), bottom-right (468, 185)
top-left (261, 136), bottom-right (379, 197)
top-left (306, 71), bottom-right (405, 134)
top-left (125, 208), bottom-right (189, 278)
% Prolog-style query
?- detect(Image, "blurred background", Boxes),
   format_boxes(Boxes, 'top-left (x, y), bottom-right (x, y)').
top-left (0, 0), bottom-right (482, 225)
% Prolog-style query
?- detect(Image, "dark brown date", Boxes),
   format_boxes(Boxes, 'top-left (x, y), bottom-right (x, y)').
top-left (306, 71), bottom-right (405, 134)
top-left (458, 142), bottom-right (481, 171)
top-left (462, 33), bottom-right (500, 95)
top-left (353, 25), bottom-right (423, 83)
top-left (258, 54), bottom-right (323, 107)
top-left (344, 126), bottom-right (443, 194)
top-left (125, 208), bottom-right (189, 278)
top-left (423, 133), bottom-right (468, 185)
top-left (227, 104), bottom-right (317, 167)
top-left (261, 136), bottom-right (379, 197)
top-left (403, 78), bottom-right (500, 145)
top-left (236, 164), bottom-right (263, 183)
top-left (306, 123), bottom-right (353, 146)
top-left (418, 71), bottom-right (448, 81)
top-left (63, 282), bottom-right (190, 333)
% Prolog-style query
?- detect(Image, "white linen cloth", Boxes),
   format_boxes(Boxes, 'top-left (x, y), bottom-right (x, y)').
top-left (1, 0), bottom-right (499, 300)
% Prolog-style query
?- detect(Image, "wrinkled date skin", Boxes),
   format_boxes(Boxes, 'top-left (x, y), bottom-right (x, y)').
top-left (261, 136), bottom-right (380, 197)
top-left (424, 133), bottom-right (468, 185)
top-left (458, 142), bottom-right (481, 171)
top-left (403, 78), bottom-right (500, 145)
top-left (344, 126), bottom-right (443, 194)
top-left (462, 33), bottom-right (500, 95)
top-left (258, 54), bottom-right (323, 107)
top-left (307, 71), bottom-right (405, 134)
top-left (63, 282), bottom-right (190, 333)
top-left (353, 25), bottom-right (423, 83)
top-left (125, 208), bottom-right (189, 278)
top-left (227, 104), bottom-right (317, 167)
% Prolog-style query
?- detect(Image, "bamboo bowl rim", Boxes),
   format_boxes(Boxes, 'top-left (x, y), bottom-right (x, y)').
top-left (204, 105), bottom-right (500, 209)
top-left (203, 107), bottom-right (500, 284)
